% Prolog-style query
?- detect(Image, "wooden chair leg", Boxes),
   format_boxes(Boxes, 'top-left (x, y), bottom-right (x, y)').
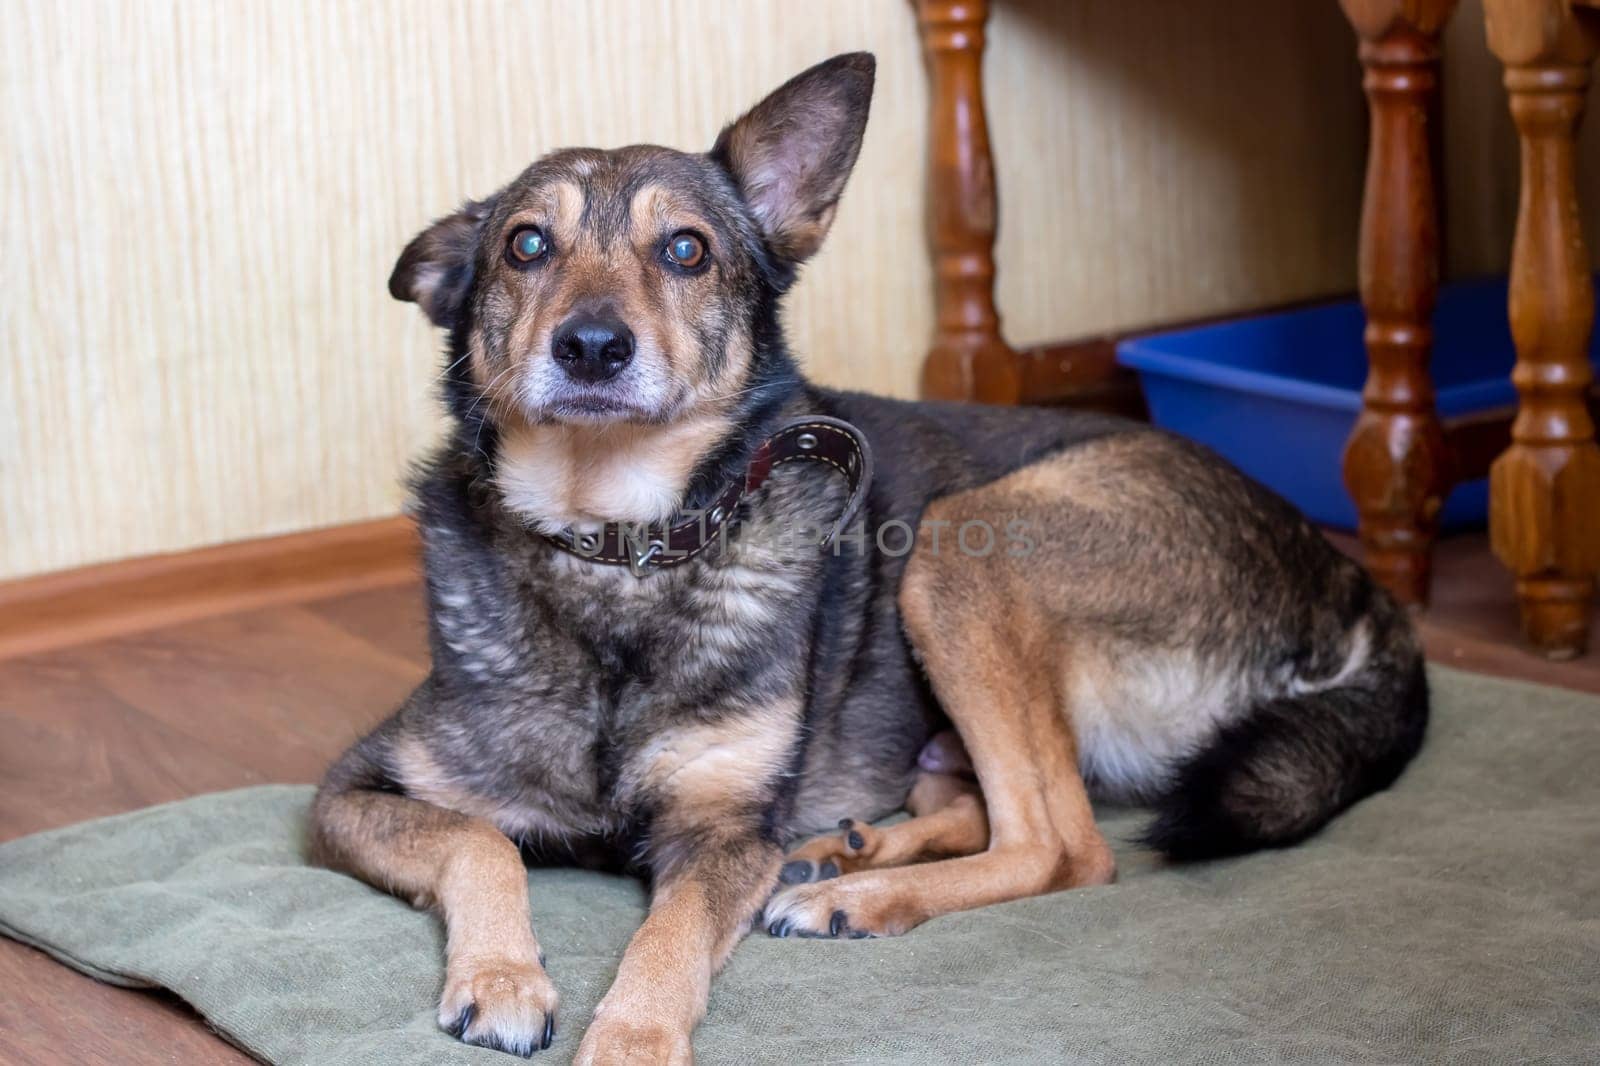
top-left (914, 0), bottom-right (1022, 404)
top-left (1338, 0), bottom-right (1458, 608)
top-left (1484, 0), bottom-right (1600, 659)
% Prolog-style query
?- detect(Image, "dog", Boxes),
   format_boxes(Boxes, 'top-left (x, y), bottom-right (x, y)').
top-left (311, 52), bottom-right (1428, 1064)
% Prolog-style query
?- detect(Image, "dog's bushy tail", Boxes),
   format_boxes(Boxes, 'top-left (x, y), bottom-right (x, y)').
top-left (1141, 604), bottom-right (1429, 862)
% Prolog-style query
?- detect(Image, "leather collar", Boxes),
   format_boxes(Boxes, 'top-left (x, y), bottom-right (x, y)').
top-left (540, 416), bottom-right (873, 576)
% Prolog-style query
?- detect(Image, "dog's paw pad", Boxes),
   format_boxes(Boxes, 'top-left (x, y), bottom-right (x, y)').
top-left (778, 849), bottom-right (845, 885)
top-left (836, 818), bottom-right (876, 857)
top-left (779, 818), bottom-right (879, 888)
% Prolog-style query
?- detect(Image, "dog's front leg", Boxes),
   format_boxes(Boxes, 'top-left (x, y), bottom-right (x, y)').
top-left (575, 827), bottom-right (780, 1065)
top-left (574, 704), bottom-right (794, 1065)
top-left (311, 781), bottom-right (557, 1056)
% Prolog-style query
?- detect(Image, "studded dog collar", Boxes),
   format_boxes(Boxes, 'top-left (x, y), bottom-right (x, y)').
top-left (540, 416), bottom-right (874, 577)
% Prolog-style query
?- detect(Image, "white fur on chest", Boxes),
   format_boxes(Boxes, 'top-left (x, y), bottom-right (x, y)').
top-left (494, 416), bottom-right (731, 535)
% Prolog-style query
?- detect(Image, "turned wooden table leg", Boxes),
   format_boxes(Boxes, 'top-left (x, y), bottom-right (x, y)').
top-left (1339, 0), bottom-right (1458, 608)
top-left (914, 0), bottom-right (1021, 404)
top-left (1484, 0), bottom-right (1600, 659)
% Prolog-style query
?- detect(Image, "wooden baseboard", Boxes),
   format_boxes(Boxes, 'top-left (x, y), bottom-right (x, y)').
top-left (0, 517), bottom-right (420, 661)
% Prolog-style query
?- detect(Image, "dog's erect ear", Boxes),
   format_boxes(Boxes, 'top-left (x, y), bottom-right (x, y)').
top-left (388, 198), bottom-right (495, 328)
top-left (711, 52), bottom-right (875, 265)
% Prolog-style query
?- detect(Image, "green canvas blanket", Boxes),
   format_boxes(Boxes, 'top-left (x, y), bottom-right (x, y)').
top-left (1, 665), bottom-right (1597, 1064)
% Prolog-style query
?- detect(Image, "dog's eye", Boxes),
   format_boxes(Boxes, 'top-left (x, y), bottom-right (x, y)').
top-left (664, 232), bottom-right (706, 270)
top-left (507, 226), bottom-right (548, 264)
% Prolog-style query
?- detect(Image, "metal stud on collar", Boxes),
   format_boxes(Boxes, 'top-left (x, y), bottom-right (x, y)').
top-left (628, 538), bottom-right (665, 577)
top-left (797, 432), bottom-right (818, 451)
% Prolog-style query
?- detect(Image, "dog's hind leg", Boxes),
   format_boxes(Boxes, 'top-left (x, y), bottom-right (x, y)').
top-left (763, 515), bottom-right (1113, 939)
top-left (780, 770), bottom-right (989, 883)
top-left (311, 728), bottom-right (557, 1057)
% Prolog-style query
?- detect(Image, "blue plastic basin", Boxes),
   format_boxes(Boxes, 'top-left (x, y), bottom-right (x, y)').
top-left (1115, 276), bottom-right (1600, 531)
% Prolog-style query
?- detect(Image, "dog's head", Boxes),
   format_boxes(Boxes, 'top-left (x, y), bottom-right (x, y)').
top-left (390, 53), bottom-right (874, 444)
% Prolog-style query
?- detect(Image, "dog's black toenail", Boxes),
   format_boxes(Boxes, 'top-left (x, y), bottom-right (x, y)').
top-left (542, 1013), bottom-right (556, 1049)
top-left (448, 1003), bottom-right (476, 1038)
top-left (818, 860), bottom-right (840, 880)
top-left (780, 860), bottom-right (813, 884)
top-left (847, 830), bottom-right (865, 850)
top-left (537, 950), bottom-right (546, 968)
top-left (838, 818), bottom-right (854, 830)
top-left (849, 929), bottom-right (873, 939)
top-left (829, 909), bottom-right (847, 937)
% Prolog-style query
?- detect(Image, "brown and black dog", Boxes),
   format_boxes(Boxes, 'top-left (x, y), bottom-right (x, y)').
top-left (311, 53), bottom-right (1427, 1063)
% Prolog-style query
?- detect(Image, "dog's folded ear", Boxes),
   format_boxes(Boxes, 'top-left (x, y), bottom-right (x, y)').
top-left (711, 52), bottom-right (875, 268)
top-left (388, 198), bottom-right (496, 328)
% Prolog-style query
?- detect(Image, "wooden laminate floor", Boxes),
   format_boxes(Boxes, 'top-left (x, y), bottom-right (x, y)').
top-left (0, 532), bottom-right (1596, 1065)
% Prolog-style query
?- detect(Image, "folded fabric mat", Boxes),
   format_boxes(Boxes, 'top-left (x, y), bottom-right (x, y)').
top-left (1, 664), bottom-right (1597, 1064)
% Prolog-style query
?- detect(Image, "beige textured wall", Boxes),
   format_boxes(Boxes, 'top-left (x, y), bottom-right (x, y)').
top-left (1, 0), bottom-right (1484, 581)
top-left (990, 1), bottom-right (1364, 346)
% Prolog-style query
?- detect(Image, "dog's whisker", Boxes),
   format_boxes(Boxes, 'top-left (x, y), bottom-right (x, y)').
top-left (696, 378), bottom-right (801, 408)
top-left (431, 350), bottom-right (474, 384)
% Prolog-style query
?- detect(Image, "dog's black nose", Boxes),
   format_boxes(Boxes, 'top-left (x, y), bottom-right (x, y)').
top-left (552, 314), bottom-right (634, 383)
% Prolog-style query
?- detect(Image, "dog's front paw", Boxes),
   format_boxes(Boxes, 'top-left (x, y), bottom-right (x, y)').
top-left (573, 1014), bottom-right (692, 1066)
top-left (439, 953), bottom-right (558, 1057)
top-left (763, 876), bottom-right (916, 939)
